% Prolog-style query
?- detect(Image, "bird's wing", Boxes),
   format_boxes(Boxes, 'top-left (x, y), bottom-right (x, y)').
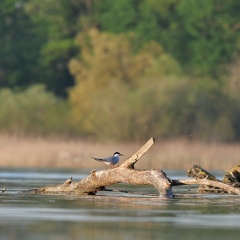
top-left (92, 157), bottom-right (110, 163)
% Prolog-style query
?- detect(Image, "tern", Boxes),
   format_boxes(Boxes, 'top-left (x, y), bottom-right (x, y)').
top-left (92, 152), bottom-right (123, 167)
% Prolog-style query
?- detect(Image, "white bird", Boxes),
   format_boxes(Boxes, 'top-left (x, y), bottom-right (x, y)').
top-left (92, 152), bottom-right (123, 167)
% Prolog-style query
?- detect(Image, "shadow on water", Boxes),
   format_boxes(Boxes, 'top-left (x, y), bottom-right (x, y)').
top-left (0, 168), bottom-right (240, 240)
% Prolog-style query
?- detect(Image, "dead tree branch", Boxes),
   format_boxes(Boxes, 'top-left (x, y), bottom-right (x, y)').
top-left (31, 137), bottom-right (173, 198)
top-left (172, 179), bottom-right (240, 195)
top-left (183, 164), bottom-right (240, 194)
top-left (27, 138), bottom-right (240, 198)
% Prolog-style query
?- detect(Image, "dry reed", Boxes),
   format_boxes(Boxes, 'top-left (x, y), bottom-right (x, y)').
top-left (0, 135), bottom-right (239, 171)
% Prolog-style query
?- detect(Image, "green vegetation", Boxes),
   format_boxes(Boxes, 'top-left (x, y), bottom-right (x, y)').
top-left (0, 85), bottom-right (73, 136)
top-left (0, 0), bottom-right (240, 141)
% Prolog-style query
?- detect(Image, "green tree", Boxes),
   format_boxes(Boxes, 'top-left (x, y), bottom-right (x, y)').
top-left (96, 0), bottom-right (139, 33)
top-left (0, 0), bottom-right (97, 97)
top-left (0, 0), bottom-right (43, 89)
top-left (95, 0), bottom-right (240, 76)
top-left (24, 0), bottom-right (83, 96)
top-left (95, 0), bottom-right (160, 49)
top-left (174, 0), bottom-right (240, 75)
top-left (68, 29), bottom-right (182, 140)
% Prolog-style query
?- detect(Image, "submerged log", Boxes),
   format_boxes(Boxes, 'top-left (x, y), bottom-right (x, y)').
top-left (28, 138), bottom-right (240, 198)
top-left (182, 164), bottom-right (240, 194)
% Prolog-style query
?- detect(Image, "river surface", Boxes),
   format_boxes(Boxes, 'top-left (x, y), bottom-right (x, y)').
top-left (0, 168), bottom-right (240, 240)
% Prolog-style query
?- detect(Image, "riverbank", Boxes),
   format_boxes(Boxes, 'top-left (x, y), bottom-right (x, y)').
top-left (0, 135), bottom-right (239, 171)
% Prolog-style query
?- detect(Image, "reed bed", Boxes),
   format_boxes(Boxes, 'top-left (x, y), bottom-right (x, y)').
top-left (0, 135), bottom-right (239, 171)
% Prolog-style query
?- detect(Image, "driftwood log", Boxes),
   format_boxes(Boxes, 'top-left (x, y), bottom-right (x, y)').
top-left (183, 164), bottom-right (240, 193)
top-left (28, 137), bottom-right (240, 198)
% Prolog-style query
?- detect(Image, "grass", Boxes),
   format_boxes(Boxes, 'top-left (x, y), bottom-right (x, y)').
top-left (0, 135), bottom-right (239, 171)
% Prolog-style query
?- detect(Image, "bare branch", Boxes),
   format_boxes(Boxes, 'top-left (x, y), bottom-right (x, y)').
top-left (30, 137), bottom-right (175, 198)
top-left (172, 179), bottom-right (240, 195)
top-left (120, 137), bottom-right (155, 169)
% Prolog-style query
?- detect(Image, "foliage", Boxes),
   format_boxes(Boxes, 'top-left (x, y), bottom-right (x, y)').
top-left (95, 0), bottom-right (240, 76)
top-left (1, 0), bottom-right (240, 94)
top-left (0, 0), bottom-right (94, 96)
top-left (0, 85), bottom-right (73, 136)
top-left (174, 0), bottom-right (240, 75)
top-left (1, 0), bottom-right (240, 141)
top-left (24, 0), bottom-right (81, 97)
top-left (160, 78), bottom-right (237, 141)
top-left (68, 29), bottom-right (240, 142)
top-left (67, 30), bottom-right (174, 140)
top-left (0, 0), bottom-right (43, 89)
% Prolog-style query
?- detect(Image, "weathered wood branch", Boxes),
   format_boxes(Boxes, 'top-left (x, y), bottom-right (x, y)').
top-left (32, 168), bottom-right (173, 198)
top-left (184, 164), bottom-right (240, 194)
top-left (28, 138), bottom-right (240, 199)
top-left (74, 168), bottom-right (173, 198)
top-left (172, 179), bottom-right (240, 195)
top-left (31, 137), bottom-right (173, 198)
top-left (120, 137), bottom-right (155, 168)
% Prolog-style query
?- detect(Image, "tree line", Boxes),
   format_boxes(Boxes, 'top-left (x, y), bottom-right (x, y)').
top-left (0, 0), bottom-right (240, 141)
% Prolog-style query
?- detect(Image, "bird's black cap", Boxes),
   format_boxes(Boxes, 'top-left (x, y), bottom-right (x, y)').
top-left (113, 152), bottom-right (123, 156)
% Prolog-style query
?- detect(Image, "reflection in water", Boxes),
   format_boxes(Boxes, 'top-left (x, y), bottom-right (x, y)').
top-left (0, 168), bottom-right (240, 240)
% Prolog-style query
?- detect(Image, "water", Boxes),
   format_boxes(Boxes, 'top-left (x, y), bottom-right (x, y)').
top-left (0, 168), bottom-right (240, 240)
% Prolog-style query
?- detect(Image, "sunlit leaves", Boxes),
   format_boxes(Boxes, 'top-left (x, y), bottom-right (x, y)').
top-left (68, 29), bottom-right (184, 140)
top-left (68, 27), bottom-right (240, 141)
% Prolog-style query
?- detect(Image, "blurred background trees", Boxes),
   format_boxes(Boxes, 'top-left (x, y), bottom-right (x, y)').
top-left (0, 0), bottom-right (240, 142)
